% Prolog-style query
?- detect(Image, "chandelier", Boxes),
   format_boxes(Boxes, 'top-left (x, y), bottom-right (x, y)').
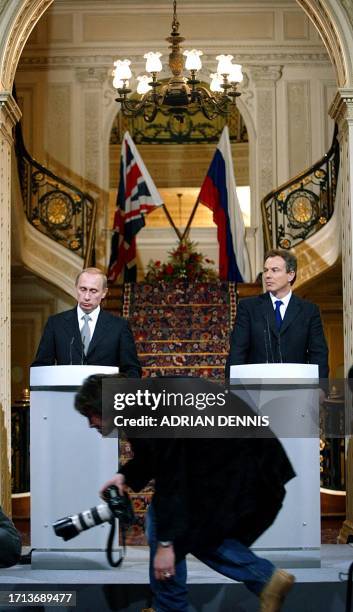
top-left (112, 0), bottom-right (243, 123)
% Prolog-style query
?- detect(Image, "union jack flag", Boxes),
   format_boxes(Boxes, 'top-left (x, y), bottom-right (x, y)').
top-left (108, 131), bottom-right (163, 282)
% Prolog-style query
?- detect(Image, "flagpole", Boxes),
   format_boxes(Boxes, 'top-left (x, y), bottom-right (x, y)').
top-left (162, 203), bottom-right (182, 240)
top-left (181, 197), bottom-right (200, 242)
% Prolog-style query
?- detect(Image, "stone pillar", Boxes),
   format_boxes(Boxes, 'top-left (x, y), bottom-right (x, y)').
top-left (330, 89), bottom-right (353, 542)
top-left (75, 66), bottom-right (108, 268)
top-left (249, 65), bottom-right (282, 271)
top-left (0, 93), bottom-right (21, 513)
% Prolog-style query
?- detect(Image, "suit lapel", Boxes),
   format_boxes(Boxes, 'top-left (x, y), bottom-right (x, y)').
top-left (280, 294), bottom-right (302, 334)
top-left (260, 293), bottom-right (278, 337)
top-left (62, 308), bottom-right (81, 344)
top-left (87, 310), bottom-right (111, 355)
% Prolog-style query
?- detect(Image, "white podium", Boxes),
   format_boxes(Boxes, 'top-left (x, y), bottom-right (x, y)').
top-left (30, 365), bottom-right (119, 569)
top-left (230, 363), bottom-right (321, 567)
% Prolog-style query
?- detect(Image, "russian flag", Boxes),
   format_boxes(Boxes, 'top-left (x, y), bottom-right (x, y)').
top-left (198, 126), bottom-right (250, 282)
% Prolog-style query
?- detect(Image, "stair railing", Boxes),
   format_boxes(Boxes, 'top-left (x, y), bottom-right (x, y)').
top-left (261, 126), bottom-right (339, 252)
top-left (14, 121), bottom-right (97, 267)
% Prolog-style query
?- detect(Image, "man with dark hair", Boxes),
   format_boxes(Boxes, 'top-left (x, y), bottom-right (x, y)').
top-left (0, 506), bottom-right (21, 567)
top-left (75, 374), bottom-right (296, 612)
top-left (32, 267), bottom-right (141, 377)
top-left (226, 249), bottom-right (329, 378)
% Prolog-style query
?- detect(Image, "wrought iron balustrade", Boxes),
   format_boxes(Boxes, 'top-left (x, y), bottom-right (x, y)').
top-left (14, 122), bottom-right (96, 266)
top-left (261, 126), bottom-right (339, 251)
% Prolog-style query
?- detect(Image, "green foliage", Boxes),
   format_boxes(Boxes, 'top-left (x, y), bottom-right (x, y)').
top-left (145, 240), bottom-right (218, 282)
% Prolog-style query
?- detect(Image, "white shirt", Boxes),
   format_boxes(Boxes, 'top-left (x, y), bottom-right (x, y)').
top-left (269, 290), bottom-right (292, 321)
top-left (77, 305), bottom-right (100, 339)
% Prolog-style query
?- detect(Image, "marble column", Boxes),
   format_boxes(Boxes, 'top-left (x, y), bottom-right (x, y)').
top-left (330, 89), bottom-right (353, 542)
top-left (0, 92), bottom-right (21, 513)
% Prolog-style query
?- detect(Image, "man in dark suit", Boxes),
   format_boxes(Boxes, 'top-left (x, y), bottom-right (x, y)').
top-left (32, 267), bottom-right (141, 377)
top-left (225, 249), bottom-right (329, 379)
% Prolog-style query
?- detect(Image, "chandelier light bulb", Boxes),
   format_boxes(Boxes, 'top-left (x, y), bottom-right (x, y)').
top-left (144, 52), bottom-right (163, 73)
top-left (210, 73), bottom-right (223, 92)
top-left (183, 49), bottom-right (203, 71)
top-left (229, 63), bottom-right (243, 84)
top-left (113, 59), bottom-right (132, 80)
top-left (216, 54), bottom-right (234, 76)
top-left (112, 73), bottom-right (124, 90)
top-left (137, 75), bottom-right (152, 95)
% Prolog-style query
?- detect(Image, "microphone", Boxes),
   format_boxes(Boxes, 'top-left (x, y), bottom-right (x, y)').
top-left (266, 317), bottom-right (275, 363)
top-left (263, 328), bottom-right (269, 363)
top-left (69, 337), bottom-right (75, 366)
top-left (278, 330), bottom-right (283, 363)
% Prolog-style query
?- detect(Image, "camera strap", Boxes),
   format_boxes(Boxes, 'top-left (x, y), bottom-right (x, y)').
top-left (106, 517), bottom-right (127, 568)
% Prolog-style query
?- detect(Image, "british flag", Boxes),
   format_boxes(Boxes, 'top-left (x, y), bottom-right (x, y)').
top-left (108, 131), bottom-right (163, 282)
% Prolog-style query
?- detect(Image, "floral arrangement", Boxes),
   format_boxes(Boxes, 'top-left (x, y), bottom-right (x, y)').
top-left (145, 240), bottom-right (218, 282)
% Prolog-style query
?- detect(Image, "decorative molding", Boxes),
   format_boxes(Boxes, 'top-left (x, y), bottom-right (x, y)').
top-left (257, 88), bottom-right (275, 196)
top-left (1, 0), bottom-right (54, 89)
top-left (297, 0), bottom-right (347, 86)
top-left (287, 81), bottom-right (311, 176)
top-left (17, 51), bottom-right (331, 70)
top-left (84, 90), bottom-right (100, 184)
top-left (249, 65), bottom-right (283, 86)
top-left (0, 92), bottom-right (21, 137)
top-left (329, 88), bottom-right (353, 125)
top-left (75, 66), bottom-right (108, 84)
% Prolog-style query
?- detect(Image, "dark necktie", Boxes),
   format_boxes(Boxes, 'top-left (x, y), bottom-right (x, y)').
top-left (274, 300), bottom-right (283, 330)
top-left (81, 314), bottom-right (91, 355)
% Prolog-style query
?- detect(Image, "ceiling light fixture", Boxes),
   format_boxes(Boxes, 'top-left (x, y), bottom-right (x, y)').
top-left (112, 0), bottom-right (243, 123)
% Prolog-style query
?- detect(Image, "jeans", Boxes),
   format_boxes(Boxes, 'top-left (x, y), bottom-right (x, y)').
top-left (146, 504), bottom-right (275, 612)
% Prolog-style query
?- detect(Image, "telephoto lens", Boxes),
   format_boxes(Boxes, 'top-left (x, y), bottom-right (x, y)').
top-left (53, 486), bottom-right (135, 542)
top-left (53, 503), bottom-right (113, 541)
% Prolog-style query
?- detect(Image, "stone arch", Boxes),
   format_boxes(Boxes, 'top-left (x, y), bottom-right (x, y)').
top-left (1, 0), bottom-right (353, 511)
top-left (297, 0), bottom-right (353, 87)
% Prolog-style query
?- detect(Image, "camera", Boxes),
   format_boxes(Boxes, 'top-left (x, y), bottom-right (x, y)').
top-left (53, 486), bottom-right (135, 542)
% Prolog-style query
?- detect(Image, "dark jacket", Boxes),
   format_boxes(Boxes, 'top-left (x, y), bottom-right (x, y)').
top-left (120, 423), bottom-right (295, 557)
top-left (0, 506), bottom-right (21, 567)
top-left (32, 307), bottom-right (141, 377)
top-left (225, 292), bottom-right (329, 379)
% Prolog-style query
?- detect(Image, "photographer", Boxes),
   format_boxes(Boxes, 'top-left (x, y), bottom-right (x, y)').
top-left (75, 374), bottom-right (296, 612)
top-left (0, 505), bottom-right (21, 567)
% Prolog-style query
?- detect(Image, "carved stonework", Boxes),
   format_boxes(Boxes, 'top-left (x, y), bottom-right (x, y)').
top-left (0, 93), bottom-right (22, 138)
top-left (329, 89), bottom-right (353, 125)
top-left (75, 67), bottom-right (108, 84)
top-left (249, 66), bottom-right (282, 198)
top-left (1, 0), bottom-right (54, 89)
top-left (297, 0), bottom-right (347, 86)
top-left (18, 52), bottom-right (331, 70)
top-left (249, 65), bottom-right (283, 87)
top-left (287, 81), bottom-right (311, 176)
top-left (84, 91), bottom-right (100, 185)
top-left (257, 89), bottom-right (275, 196)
